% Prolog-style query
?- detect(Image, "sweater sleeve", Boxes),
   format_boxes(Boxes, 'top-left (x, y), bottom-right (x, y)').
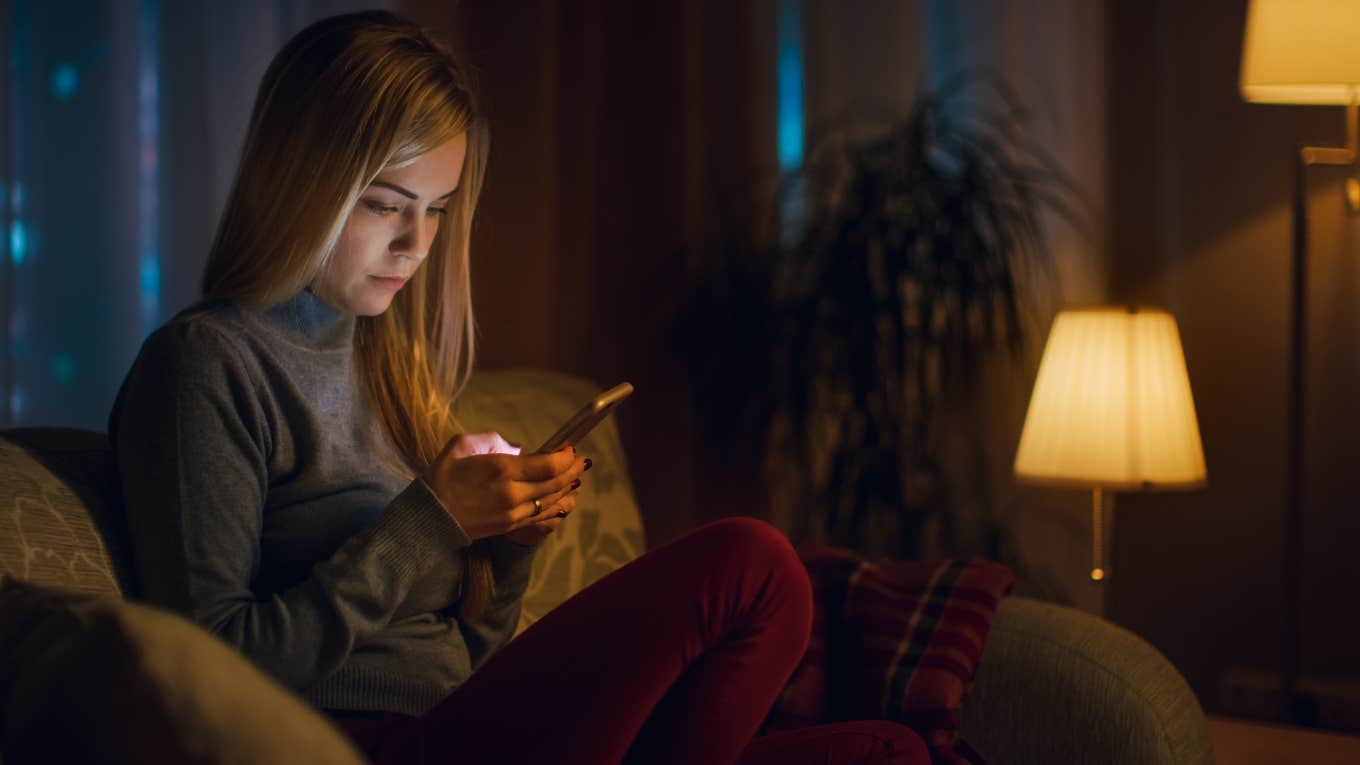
top-left (459, 536), bottom-right (539, 670)
top-left (108, 322), bottom-right (472, 692)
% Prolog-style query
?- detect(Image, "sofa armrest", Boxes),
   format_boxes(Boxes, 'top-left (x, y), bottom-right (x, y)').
top-left (957, 596), bottom-right (1213, 765)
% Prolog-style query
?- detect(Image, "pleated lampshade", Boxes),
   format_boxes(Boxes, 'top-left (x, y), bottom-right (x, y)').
top-left (1240, 0), bottom-right (1360, 105)
top-left (1014, 308), bottom-right (1207, 491)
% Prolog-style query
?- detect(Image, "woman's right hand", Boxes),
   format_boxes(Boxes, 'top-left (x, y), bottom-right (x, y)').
top-left (422, 432), bottom-right (587, 541)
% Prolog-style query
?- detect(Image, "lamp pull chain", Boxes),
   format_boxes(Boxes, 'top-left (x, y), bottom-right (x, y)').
top-left (1091, 487), bottom-right (1106, 581)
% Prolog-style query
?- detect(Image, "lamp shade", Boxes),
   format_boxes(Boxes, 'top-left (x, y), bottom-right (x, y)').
top-left (1240, 0), bottom-right (1360, 105)
top-left (1014, 308), bottom-right (1207, 491)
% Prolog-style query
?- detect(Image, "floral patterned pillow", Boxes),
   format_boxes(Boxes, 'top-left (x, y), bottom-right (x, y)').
top-left (0, 431), bottom-right (126, 595)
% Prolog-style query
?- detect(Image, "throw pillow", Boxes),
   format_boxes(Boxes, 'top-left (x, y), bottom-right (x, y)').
top-left (766, 545), bottom-right (1013, 765)
top-left (0, 577), bottom-right (366, 764)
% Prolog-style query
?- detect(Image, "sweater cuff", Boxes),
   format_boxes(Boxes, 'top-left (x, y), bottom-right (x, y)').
top-left (376, 478), bottom-right (474, 570)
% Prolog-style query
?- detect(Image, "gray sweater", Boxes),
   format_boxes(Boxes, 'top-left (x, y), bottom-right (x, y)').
top-left (108, 288), bottom-right (537, 716)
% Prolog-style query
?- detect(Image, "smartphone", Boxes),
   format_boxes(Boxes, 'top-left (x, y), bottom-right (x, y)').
top-left (534, 382), bottom-right (634, 454)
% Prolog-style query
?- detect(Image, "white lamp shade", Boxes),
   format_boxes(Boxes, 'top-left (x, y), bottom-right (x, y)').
top-left (1014, 308), bottom-right (1207, 491)
top-left (1240, 0), bottom-right (1360, 105)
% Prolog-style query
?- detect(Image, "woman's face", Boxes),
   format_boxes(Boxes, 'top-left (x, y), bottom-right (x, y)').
top-left (310, 133), bottom-right (468, 316)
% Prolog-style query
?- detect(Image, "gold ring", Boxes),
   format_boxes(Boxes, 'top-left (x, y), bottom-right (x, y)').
top-left (532, 498), bottom-right (543, 514)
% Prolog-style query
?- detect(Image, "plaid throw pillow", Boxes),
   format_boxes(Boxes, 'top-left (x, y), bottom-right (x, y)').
top-left (766, 545), bottom-right (1014, 765)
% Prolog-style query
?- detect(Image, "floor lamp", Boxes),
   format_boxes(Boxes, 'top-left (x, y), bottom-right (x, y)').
top-left (1239, 0), bottom-right (1360, 725)
top-left (1013, 308), bottom-right (1207, 613)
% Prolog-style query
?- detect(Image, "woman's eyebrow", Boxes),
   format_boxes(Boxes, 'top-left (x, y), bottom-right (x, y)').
top-left (370, 180), bottom-right (458, 200)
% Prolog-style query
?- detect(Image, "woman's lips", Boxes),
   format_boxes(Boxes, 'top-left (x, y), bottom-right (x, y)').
top-left (369, 275), bottom-right (408, 291)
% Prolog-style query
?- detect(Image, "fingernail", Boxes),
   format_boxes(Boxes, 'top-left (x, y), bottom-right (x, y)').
top-left (571, 478), bottom-right (582, 491)
top-left (556, 510), bottom-right (568, 518)
top-left (584, 458), bottom-right (593, 472)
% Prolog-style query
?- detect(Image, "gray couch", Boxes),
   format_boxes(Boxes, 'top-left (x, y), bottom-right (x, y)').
top-left (0, 368), bottom-right (1214, 764)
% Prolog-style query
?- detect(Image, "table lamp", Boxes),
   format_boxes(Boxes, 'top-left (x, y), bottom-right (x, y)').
top-left (1013, 308), bottom-right (1207, 583)
top-left (1240, 0), bottom-right (1360, 724)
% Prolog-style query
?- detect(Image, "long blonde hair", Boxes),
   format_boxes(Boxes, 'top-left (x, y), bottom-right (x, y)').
top-left (201, 11), bottom-right (499, 623)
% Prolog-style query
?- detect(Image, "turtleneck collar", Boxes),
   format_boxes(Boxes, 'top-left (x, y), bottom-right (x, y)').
top-left (257, 288), bottom-right (355, 351)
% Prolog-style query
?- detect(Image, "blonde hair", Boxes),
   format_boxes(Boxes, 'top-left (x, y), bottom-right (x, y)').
top-left (201, 10), bottom-right (499, 623)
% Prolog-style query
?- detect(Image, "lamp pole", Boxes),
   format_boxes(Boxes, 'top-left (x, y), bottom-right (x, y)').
top-left (1284, 94), bottom-right (1358, 726)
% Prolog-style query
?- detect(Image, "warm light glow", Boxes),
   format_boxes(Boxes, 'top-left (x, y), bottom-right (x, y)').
top-left (1240, 0), bottom-right (1360, 105)
top-left (1014, 308), bottom-right (1207, 491)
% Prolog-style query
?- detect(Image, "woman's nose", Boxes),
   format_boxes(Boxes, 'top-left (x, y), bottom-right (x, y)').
top-left (392, 214), bottom-right (430, 261)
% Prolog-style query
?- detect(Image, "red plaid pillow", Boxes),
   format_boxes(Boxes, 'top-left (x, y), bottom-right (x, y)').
top-left (766, 545), bottom-right (1013, 765)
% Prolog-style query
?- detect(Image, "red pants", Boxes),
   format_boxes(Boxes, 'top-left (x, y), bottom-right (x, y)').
top-left (330, 517), bottom-right (928, 764)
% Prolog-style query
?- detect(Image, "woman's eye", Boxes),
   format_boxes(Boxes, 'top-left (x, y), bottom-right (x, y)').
top-left (363, 200), bottom-right (399, 216)
top-left (427, 207), bottom-right (449, 218)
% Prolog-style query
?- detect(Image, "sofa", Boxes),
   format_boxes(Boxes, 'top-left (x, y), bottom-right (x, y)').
top-left (0, 367), bottom-right (1214, 764)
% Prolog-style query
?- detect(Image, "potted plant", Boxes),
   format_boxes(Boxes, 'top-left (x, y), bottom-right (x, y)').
top-left (673, 78), bottom-right (1085, 561)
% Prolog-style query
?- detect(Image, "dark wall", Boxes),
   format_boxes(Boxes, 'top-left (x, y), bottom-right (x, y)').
top-left (1108, 0), bottom-right (1360, 722)
top-left (399, 0), bottom-right (779, 547)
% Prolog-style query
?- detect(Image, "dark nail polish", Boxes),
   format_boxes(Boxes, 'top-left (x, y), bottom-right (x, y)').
top-left (584, 458), bottom-right (593, 472)
top-left (571, 478), bottom-right (582, 491)
top-left (556, 510), bottom-right (568, 518)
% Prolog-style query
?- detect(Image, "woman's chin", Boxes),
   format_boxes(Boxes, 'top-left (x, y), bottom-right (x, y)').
top-left (359, 295), bottom-right (397, 316)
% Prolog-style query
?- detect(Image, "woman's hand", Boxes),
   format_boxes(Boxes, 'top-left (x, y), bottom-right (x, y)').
top-left (422, 431), bottom-right (587, 542)
top-left (502, 487), bottom-right (580, 547)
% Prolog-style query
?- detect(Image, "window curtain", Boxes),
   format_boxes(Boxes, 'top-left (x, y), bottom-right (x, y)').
top-left (0, 0), bottom-right (385, 430)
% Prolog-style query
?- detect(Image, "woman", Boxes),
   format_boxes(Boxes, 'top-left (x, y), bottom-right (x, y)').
top-left (109, 11), bottom-right (926, 764)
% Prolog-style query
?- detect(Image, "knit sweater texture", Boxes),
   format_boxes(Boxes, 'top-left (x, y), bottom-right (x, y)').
top-left (108, 288), bottom-right (537, 715)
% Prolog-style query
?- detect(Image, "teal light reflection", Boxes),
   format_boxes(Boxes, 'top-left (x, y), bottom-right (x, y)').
top-left (51, 64), bottom-right (79, 101)
top-left (52, 353), bottom-right (76, 384)
top-left (140, 254), bottom-right (160, 299)
top-left (777, 0), bottom-right (804, 172)
top-left (10, 221), bottom-right (26, 265)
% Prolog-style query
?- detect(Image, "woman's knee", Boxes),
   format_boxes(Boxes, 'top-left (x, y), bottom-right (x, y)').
top-left (697, 518), bottom-right (812, 611)
top-left (701, 517), bottom-right (802, 571)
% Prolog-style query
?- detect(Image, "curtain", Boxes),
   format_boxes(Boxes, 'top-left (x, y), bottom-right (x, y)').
top-left (0, 0), bottom-right (384, 430)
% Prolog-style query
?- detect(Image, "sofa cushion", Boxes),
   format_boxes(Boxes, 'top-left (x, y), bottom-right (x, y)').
top-left (454, 369), bottom-right (646, 634)
top-left (0, 578), bottom-right (366, 764)
top-left (766, 546), bottom-right (1013, 764)
top-left (957, 596), bottom-right (1215, 765)
top-left (0, 429), bottom-right (131, 595)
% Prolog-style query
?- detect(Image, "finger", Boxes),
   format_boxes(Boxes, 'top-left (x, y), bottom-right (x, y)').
top-left (521, 517), bottom-right (562, 538)
top-left (540, 489), bottom-right (577, 517)
top-left (510, 507), bottom-right (551, 534)
top-left (510, 448), bottom-right (577, 482)
top-left (513, 488), bottom-right (578, 527)
top-left (515, 493), bottom-right (557, 524)
top-left (533, 476), bottom-right (583, 511)
top-left (512, 455), bottom-right (586, 501)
